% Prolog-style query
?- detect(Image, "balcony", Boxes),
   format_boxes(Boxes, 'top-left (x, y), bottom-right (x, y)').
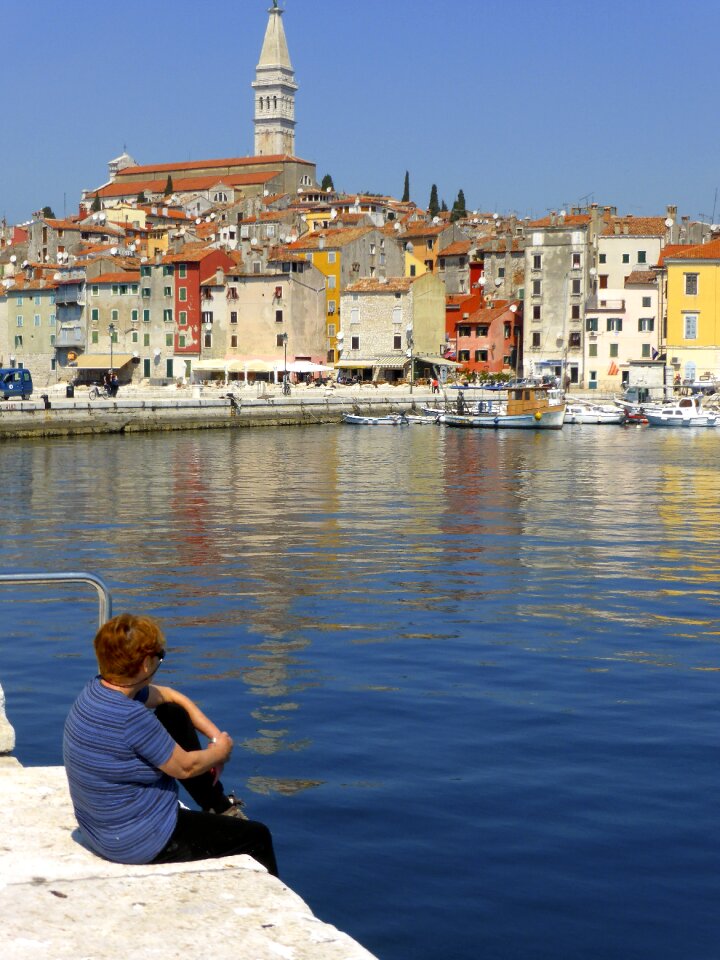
top-left (585, 297), bottom-right (625, 312)
top-left (55, 326), bottom-right (85, 348)
top-left (55, 284), bottom-right (85, 306)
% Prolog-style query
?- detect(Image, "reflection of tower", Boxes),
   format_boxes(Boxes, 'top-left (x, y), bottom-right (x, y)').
top-left (253, 3), bottom-right (298, 156)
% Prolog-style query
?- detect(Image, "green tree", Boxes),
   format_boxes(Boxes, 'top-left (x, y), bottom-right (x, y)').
top-left (451, 188), bottom-right (467, 222)
top-left (136, 191), bottom-right (147, 205)
top-left (41, 205), bottom-right (56, 219)
top-left (441, 199), bottom-right (448, 213)
top-left (402, 170), bottom-right (410, 202)
top-left (90, 194), bottom-right (101, 213)
top-left (428, 184), bottom-right (439, 219)
top-left (164, 175), bottom-right (174, 196)
top-left (321, 173), bottom-right (334, 191)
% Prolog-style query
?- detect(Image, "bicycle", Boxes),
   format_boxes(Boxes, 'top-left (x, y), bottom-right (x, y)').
top-left (88, 383), bottom-right (110, 400)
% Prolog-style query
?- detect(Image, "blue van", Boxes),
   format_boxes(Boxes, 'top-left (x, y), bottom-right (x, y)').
top-left (0, 368), bottom-right (33, 400)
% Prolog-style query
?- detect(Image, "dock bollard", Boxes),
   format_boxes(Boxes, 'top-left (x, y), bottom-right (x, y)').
top-left (41, 394), bottom-right (51, 409)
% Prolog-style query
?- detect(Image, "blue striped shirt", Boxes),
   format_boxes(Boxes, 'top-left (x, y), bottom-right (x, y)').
top-left (63, 677), bottom-right (178, 864)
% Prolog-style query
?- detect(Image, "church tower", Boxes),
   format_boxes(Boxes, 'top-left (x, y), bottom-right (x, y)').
top-left (253, 2), bottom-right (298, 157)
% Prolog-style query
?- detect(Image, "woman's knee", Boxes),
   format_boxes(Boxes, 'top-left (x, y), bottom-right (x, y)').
top-left (155, 701), bottom-right (191, 732)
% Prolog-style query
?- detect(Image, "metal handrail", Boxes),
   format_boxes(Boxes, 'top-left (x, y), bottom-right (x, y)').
top-left (0, 572), bottom-right (112, 627)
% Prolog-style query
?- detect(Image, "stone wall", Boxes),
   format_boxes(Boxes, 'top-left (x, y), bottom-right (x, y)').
top-left (0, 682), bottom-right (15, 755)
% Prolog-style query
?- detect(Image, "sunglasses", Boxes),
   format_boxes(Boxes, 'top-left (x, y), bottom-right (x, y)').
top-left (156, 649), bottom-right (166, 662)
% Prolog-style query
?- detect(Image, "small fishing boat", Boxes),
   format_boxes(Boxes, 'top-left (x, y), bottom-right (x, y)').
top-left (564, 401), bottom-right (624, 425)
top-left (404, 413), bottom-right (442, 425)
top-left (342, 413), bottom-right (409, 425)
top-left (444, 385), bottom-right (565, 430)
top-left (643, 396), bottom-right (718, 428)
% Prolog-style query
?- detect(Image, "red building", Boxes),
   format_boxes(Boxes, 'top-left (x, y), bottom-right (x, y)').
top-left (455, 300), bottom-right (522, 376)
top-left (164, 245), bottom-right (237, 355)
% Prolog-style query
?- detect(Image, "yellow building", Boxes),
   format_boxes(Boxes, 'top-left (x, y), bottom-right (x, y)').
top-left (664, 239), bottom-right (720, 381)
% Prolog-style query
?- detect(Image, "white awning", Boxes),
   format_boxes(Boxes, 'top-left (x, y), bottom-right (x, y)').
top-left (192, 358), bottom-right (228, 372)
top-left (335, 359), bottom-right (376, 369)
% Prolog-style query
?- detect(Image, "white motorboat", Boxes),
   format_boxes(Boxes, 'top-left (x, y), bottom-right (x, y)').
top-left (564, 401), bottom-right (624, 425)
top-left (643, 396), bottom-right (718, 428)
top-left (342, 413), bottom-right (408, 425)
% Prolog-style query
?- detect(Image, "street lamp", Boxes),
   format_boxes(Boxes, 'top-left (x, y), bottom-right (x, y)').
top-left (406, 323), bottom-right (414, 394)
top-left (108, 322), bottom-right (116, 371)
top-left (281, 331), bottom-right (289, 395)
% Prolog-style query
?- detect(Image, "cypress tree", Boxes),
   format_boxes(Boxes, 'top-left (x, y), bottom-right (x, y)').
top-left (321, 173), bottom-right (335, 191)
top-left (164, 175), bottom-right (174, 196)
top-left (428, 184), bottom-right (439, 219)
top-left (402, 170), bottom-right (410, 202)
top-left (451, 188), bottom-right (467, 222)
top-left (90, 194), bottom-right (101, 213)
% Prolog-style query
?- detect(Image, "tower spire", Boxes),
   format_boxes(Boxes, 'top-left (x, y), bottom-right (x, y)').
top-left (253, 3), bottom-right (297, 157)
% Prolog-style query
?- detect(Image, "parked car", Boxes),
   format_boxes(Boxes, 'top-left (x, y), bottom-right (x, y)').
top-left (0, 368), bottom-right (33, 400)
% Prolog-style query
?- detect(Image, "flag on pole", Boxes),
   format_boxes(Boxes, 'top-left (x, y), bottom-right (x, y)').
top-left (608, 361), bottom-right (619, 376)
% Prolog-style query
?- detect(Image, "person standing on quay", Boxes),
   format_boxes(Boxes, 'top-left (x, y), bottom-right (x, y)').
top-left (63, 613), bottom-right (278, 875)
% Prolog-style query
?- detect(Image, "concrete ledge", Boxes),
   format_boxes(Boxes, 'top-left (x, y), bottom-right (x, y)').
top-left (0, 765), bottom-right (377, 960)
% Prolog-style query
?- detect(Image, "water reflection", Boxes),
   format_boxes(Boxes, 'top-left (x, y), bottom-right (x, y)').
top-left (4, 425), bottom-right (720, 960)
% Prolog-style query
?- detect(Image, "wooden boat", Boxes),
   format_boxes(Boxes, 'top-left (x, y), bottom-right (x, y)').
top-left (643, 396), bottom-right (718, 428)
top-left (342, 413), bottom-right (409, 425)
top-left (444, 385), bottom-right (565, 430)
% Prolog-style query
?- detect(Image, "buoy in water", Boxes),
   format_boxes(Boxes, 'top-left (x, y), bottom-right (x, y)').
top-left (534, 411), bottom-right (542, 421)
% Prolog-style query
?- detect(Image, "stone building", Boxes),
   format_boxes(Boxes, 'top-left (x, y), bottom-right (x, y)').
top-left (1, 273), bottom-right (59, 383)
top-left (338, 273), bottom-right (447, 382)
top-left (522, 211), bottom-right (596, 385)
top-left (196, 260), bottom-right (326, 373)
top-left (288, 227), bottom-right (404, 364)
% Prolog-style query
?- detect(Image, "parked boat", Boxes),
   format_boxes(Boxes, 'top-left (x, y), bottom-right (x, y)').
top-left (564, 401), bottom-right (624, 425)
top-left (444, 385), bottom-right (565, 430)
top-left (342, 413), bottom-right (409, 425)
top-left (643, 396), bottom-right (718, 428)
top-left (405, 413), bottom-right (442, 424)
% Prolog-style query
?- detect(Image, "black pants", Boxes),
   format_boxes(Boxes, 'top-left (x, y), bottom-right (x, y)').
top-left (152, 703), bottom-right (279, 877)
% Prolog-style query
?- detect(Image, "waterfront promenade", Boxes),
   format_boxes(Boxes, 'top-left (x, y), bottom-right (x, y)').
top-left (0, 686), bottom-right (376, 960)
top-left (0, 380), bottom-right (437, 439)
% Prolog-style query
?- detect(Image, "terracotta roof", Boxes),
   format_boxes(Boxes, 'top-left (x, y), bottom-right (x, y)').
top-left (624, 271), bottom-right (657, 285)
top-left (115, 155), bottom-right (312, 178)
top-left (6, 277), bottom-right (58, 292)
top-left (44, 218), bottom-right (124, 236)
top-left (263, 193), bottom-right (288, 206)
top-left (526, 214), bottom-right (591, 228)
top-left (87, 271), bottom-right (141, 284)
top-left (288, 227), bottom-right (374, 251)
top-left (163, 243), bottom-right (217, 264)
top-left (467, 300), bottom-right (520, 324)
top-left (400, 223), bottom-right (448, 239)
top-left (660, 239), bottom-right (720, 262)
top-left (139, 206), bottom-right (193, 221)
top-left (96, 171), bottom-right (279, 200)
top-left (600, 215), bottom-right (667, 237)
top-left (345, 278), bottom-right (417, 294)
top-left (267, 247), bottom-right (308, 263)
top-left (439, 240), bottom-right (472, 257)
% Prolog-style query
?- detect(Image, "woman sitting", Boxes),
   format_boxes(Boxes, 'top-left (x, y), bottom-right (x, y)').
top-left (63, 613), bottom-right (278, 875)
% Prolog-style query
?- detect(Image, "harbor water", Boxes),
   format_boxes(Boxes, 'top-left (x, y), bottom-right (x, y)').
top-left (2, 423), bottom-right (720, 960)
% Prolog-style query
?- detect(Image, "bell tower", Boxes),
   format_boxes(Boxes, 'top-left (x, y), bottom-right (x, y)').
top-left (252, 2), bottom-right (298, 157)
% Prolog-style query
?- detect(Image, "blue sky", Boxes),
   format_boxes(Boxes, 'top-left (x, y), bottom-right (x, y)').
top-left (3, 0), bottom-right (719, 225)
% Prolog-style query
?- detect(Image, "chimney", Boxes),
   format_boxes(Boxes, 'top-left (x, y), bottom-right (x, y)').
top-left (155, 250), bottom-right (162, 265)
top-left (614, 222), bottom-right (621, 235)
top-left (623, 221), bottom-right (629, 235)
top-left (216, 267), bottom-right (224, 286)
top-left (666, 205), bottom-right (677, 222)
top-left (550, 211), bottom-right (557, 225)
